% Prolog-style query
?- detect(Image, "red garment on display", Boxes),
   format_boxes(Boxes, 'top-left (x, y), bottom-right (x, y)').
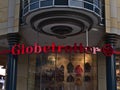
top-left (75, 65), bottom-right (83, 76)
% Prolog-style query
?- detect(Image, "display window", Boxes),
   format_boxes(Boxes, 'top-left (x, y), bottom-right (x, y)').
top-left (26, 52), bottom-right (98, 90)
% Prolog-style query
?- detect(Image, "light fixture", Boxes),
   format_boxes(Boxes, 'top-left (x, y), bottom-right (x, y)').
top-left (48, 54), bottom-right (56, 62)
top-left (0, 65), bottom-right (6, 76)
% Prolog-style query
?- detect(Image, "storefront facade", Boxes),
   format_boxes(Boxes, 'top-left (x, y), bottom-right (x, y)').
top-left (0, 0), bottom-right (120, 90)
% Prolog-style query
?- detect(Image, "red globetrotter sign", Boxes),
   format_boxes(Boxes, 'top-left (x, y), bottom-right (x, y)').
top-left (101, 44), bottom-right (114, 56)
top-left (11, 43), bottom-right (101, 55)
top-left (0, 42), bottom-right (119, 56)
top-left (11, 43), bottom-right (115, 56)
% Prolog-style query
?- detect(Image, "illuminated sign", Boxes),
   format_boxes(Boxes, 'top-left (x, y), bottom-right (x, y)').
top-left (11, 43), bottom-right (114, 56)
top-left (0, 43), bottom-right (118, 56)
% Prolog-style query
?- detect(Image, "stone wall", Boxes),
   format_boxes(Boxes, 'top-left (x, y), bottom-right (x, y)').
top-left (105, 0), bottom-right (120, 34)
top-left (0, 0), bottom-right (20, 35)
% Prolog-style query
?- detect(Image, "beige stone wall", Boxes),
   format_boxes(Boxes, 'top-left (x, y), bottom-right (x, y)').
top-left (105, 0), bottom-right (120, 35)
top-left (0, 0), bottom-right (20, 35)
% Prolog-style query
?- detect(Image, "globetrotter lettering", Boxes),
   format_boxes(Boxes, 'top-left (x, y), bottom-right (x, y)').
top-left (0, 42), bottom-right (118, 56)
top-left (11, 43), bottom-right (113, 56)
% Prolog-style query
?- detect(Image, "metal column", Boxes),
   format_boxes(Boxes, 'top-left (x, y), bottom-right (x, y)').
top-left (6, 33), bottom-right (20, 90)
top-left (105, 34), bottom-right (118, 90)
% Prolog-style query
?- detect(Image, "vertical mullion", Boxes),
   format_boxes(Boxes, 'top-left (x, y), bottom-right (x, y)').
top-left (84, 52), bottom-right (85, 90)
top-left (55, 52), bottom-right (57, 90)
top-left (27, 55), bottom-right (30, 90)
top-left (40, 54), bottom-right (42, 90)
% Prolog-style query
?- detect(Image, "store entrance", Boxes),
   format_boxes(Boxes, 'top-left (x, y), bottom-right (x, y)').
top-left (27, 52), bottom-right (98, 90)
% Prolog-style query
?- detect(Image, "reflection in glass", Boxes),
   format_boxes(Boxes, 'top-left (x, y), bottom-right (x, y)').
top-left (26, 53), bottom-right (98, 90)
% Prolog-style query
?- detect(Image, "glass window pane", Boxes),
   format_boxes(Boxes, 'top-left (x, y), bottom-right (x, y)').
top-left (17, 49), bottom-right (98, 90)
top-left (69, 0), bottom-right (83, 7)
top-left (40, 0), bottom-right (53, 7)
top-left (94, 0), bottom-right (100, 7)
top-left (84, 0), bottom-right (93, 3)
top-left (24, 6), bottom-right (29, 14)
top-left (30, 2), bottom-right (39, 10)
top-left (84, 2), bottom-right (93, 10)
top-left (24, 0), bottom-right (29, 7)
top-left (95, 7), bottom-right (100, 14)
top-left (54, 0), bottom-right (68, 5)
top-left (32, 53), bottom-right (98, 90)
top-left (30, 0), bottom-right (39, 3)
